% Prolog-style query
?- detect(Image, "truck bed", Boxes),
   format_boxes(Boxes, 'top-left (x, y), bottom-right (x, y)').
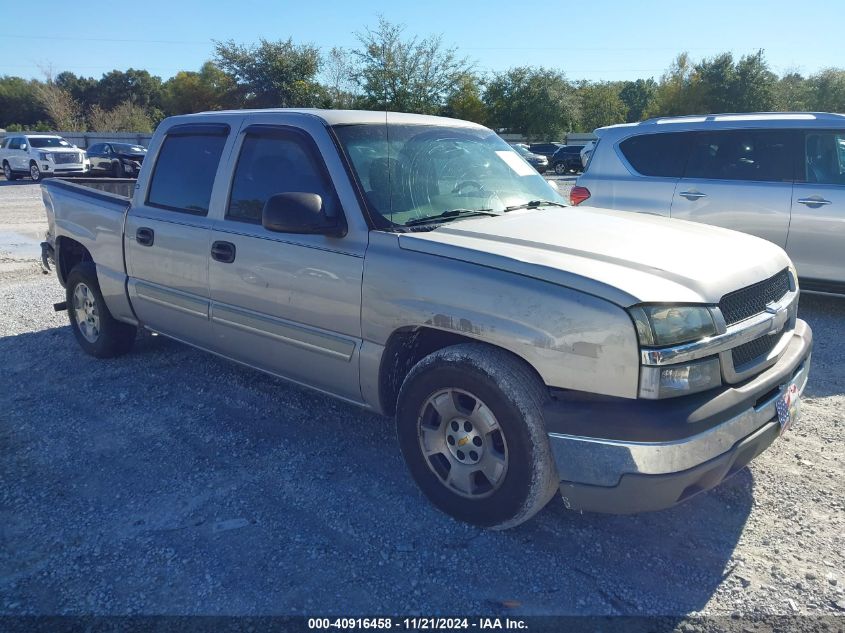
top-left (41, 176), bottom-right (136, 323)
top-left (47, 177), bottom-right (137, 200)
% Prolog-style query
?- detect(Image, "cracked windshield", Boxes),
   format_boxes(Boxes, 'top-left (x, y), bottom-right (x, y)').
top-left (334, 123), bottom-right (565, 229)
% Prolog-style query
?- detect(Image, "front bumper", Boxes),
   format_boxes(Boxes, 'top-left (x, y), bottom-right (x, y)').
top-left (546, 320), bottom-right (812, 514)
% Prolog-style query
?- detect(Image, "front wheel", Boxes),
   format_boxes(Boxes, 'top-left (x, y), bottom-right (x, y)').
top-left (66, 262), bottom-right (137, 358)
top-left (553, 162), bottom-right (567, 175)
top-left (396, 343), bottom-right (559, 529)
top-left (29, 162), bottom-right (43, 182)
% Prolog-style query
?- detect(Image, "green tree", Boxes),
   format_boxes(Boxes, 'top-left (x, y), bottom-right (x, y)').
top-left (213, 37), bottom-right (322, 108)
top-left (808, 68), bottom-right (845, 111)
top-left (319, 47), bottom-right (360, 109)
top-left (689, 52), bottom-right (737, 113)
top-left (646, 52), bottom-right (696, 117)
top-left (484, 67), bottom-right (578, 141)
top-left (0, 76), bottom-right (46, 128)
top-left (96, 69), bottom-right (164, 110)
top-left (55, 71), bottom-right (99, 110)
top-left (732, 50), bottom-right (776, 111)
top-left (441, 73), bottom-right (488, 124)
top-left (773, 72), bottom-right (813, 111)
top-left (578, 82), bottom-right (626, 131)
top-left (619, 78), bottom-right (657, 122)
top-left (352, 17), bottom-right (473, 114)
top-left (162, 62), bottom-right (237, 115)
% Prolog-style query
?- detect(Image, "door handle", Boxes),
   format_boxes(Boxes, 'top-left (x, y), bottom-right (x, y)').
top-left (679, 191), bottom-right (707, 200)
top-left (797, 197), bottom-right (832, 206)
top-left (136, 227), bottom-right (154, 246)
top-left (211, 240), bottom-right (236, 263)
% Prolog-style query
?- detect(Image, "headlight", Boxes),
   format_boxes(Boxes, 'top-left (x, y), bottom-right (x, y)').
top-left (640, 357), bottom-right (722, 398)
top-left (38, 152), bottom-right (52, 161)
top-left (629, 305), bottom-right (716, 347)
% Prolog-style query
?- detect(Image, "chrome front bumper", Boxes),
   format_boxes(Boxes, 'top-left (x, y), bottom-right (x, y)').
top-left (547, 320), bottom-right (812, 513)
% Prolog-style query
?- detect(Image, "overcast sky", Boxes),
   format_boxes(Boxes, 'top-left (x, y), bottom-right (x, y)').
top-left (2, 0), bottom-right (843, 82)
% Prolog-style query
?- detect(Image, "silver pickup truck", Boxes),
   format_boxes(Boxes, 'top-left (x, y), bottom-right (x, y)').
top-left (41, 109), bottom-right (813, 529)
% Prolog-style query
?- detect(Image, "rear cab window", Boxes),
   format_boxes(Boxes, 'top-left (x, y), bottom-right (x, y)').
top-left (146, 123), bottom-right (229, 215)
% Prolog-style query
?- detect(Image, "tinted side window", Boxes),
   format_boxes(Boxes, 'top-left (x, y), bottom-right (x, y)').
top-left (619, 132), bottom-right (689, 177)
top-left (804, 131), bottom-right (845, 185)
top-left (9, 137), bottom-right (21, 150)
top-left (227, 130), bottom-right (338, 224)
top-left (147, 132), bottom-right (227, 215)
top-left (685, 130), bottom-right (794, 182)
top-left (87, 144), bottom-right (102, 154)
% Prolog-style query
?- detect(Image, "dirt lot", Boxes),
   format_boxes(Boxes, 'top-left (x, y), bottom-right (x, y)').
top-left (0, 178), bottom-right (843, 618)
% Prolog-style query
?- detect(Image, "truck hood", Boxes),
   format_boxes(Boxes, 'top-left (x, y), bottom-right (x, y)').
top-left (398, 206), bottom-right (792, 306)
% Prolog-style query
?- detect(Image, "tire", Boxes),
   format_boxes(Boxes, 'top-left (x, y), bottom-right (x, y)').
top-left (2, 161), bottom-right (17, 181)
top-left (29, 161), bottom-right (42, 182)
top-left (66, 262), bottom-right (137, 358)
top-left (553, 162), bottom-right (567, 175)
top-left (396, 343), bottom-right (559, 530)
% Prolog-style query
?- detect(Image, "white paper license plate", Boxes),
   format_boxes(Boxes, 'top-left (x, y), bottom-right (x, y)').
top-left (776, 383), bottom-right (801, 434)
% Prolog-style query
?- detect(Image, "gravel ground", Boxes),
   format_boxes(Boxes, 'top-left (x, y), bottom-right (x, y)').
top-left (0, 179), bottom-right (843, 618)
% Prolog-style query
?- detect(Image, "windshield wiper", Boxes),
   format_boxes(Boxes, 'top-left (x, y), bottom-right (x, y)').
top-left (504, 200), bottom-right (568, 212)
top-left (404, 208), bottom-right (499, 227)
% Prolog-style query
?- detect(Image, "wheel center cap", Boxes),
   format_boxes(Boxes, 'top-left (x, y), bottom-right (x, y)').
top-left (445, 418), bottom-right (483, 464)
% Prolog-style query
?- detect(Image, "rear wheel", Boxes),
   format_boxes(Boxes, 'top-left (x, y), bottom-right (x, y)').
top-left (553, 162), bottom-right (567, 175)
top-left (29, 161), bottom-right (42, 182)
top-left (66, 262), bottom-right (136, 358)
top-left (396, 343), bottom-right (559, 529)
top-left (2, 161), bottom-right (17, 181)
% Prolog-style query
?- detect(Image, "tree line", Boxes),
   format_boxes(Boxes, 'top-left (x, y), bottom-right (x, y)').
top-left (1, 18), bottom-right (843, 140)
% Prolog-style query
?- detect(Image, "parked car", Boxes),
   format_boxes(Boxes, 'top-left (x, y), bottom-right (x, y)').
top-left (86, 142), bottom-right (147, 177)
top-left (528, 142), bottom-right (563, 159)
top-left (0, 134), bottom-right (88, 182)
top-left (580, 140), bottom-right (596, 169)
top-left (574, 112), bottom-right (845, 294)
top-left (40, 109), bottom-right (811, 529)
top-left (550, 145), bottom-right (584, 174)
top-left (509, 142), bottom-right (548, 173)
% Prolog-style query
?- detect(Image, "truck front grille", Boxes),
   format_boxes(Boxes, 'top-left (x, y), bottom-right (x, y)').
top-left (54, 153), bottom-right (81, 164)
top-left (719, 269), bottom-right (790, 326)
top-left (731, 332), bottom-right (781, 369)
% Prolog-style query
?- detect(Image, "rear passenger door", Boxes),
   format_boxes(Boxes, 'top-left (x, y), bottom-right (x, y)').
top-left (786, 130), bottom-right (845, 288)
top-left (670, 129), bottom-right (795, 247)
top-left (208, 125), bottom-right (365, 402)
top-left (125, 122), bottom-right (233, 349)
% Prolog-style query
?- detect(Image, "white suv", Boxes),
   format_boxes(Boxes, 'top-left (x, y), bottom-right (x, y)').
top-left (574, 112), bottom-right (845, 294)
top-left (0, 134), bottom-right (89, 182)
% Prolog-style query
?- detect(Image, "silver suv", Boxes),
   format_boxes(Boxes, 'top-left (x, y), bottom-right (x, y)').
top-left (574, 113), bottom-right (845, 294)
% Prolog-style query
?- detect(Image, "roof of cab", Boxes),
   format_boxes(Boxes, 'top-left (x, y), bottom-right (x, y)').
top-left (192, 108), bottom-right (488, 129)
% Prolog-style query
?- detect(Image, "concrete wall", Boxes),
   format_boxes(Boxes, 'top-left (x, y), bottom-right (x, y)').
top-left (0, 130), bottom-right (152, 149)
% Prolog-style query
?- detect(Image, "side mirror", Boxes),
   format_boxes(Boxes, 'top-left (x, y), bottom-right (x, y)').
top-left (262, 192), bottom-right (345, 237)
top-left (20, 144), bottom-right (27, 151)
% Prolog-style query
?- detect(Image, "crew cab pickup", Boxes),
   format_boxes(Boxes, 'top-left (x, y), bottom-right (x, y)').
top-left (40, 109), bottom-right (813, 529)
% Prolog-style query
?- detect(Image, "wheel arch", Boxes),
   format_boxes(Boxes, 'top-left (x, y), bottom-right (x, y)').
top-left (55, 236), bottom-right (94, 288)
top-left (377, 326), bottom-right (545, 417)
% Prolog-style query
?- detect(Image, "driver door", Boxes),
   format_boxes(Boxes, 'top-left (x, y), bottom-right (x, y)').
top-left (208, 125), bottom-right (366, 401)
